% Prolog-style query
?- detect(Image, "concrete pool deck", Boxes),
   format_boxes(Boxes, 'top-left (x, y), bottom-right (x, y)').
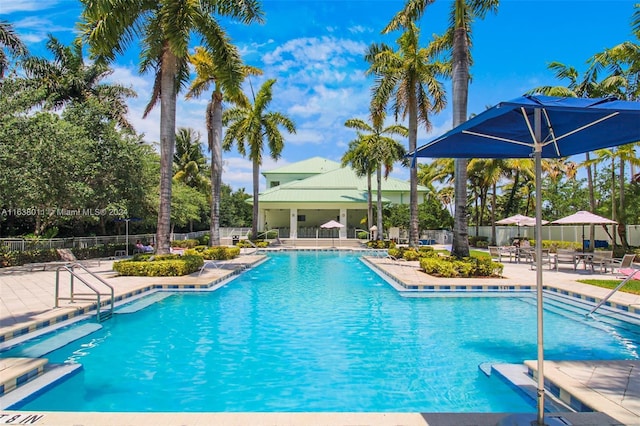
top-left (0, 249), bottom-right (639, 425)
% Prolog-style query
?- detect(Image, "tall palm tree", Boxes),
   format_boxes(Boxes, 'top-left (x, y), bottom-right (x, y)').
top-left (24, 35), bottom-right (135, 130)
top-left (222, 79), bottom-right (296, 239)
top-left (80, 0), bottom-right (263, 253)
top-left (344, 117), bottom-right (408, 239)
top-left (186, 46), bottom-right (262, 246)
top-left (341, 136), bottom-right (376, 230)
top-left (366, 22), bottom-right (447, 247)
top-left (0, 20), bottom-right (28, 79)
top-left (385, 0), bottom-right (499, 257)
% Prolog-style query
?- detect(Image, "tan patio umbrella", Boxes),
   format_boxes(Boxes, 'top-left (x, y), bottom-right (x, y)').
top-left (551, 211), bottom-right (617, 252)
top-left (495, 214), bottom-right (548, 238)
top-left (320, 220), bottom-right (344, 246)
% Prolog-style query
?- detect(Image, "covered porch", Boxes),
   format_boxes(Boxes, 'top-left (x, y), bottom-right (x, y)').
top-left (259, 206), bottom-right (368, 240)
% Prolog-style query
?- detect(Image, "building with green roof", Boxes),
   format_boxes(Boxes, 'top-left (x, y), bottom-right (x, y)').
top-left (255, 157), bottom-right (428, 240)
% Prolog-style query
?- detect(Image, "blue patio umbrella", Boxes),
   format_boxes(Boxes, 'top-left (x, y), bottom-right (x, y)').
top-left (409, 95), bottom-right (640, 426)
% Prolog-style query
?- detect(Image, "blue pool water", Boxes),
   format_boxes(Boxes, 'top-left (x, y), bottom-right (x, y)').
top-left (11, 252), bottom-right (640, 412)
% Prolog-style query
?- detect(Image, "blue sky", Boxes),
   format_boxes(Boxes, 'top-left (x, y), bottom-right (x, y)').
top-left (3, 0), bottom-right (638, 191)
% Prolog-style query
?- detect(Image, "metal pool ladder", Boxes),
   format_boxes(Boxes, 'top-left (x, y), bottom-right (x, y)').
top-left (587, 268), bottom-right (637, 316)
top-left (55, 263), bottom-right (115, 322)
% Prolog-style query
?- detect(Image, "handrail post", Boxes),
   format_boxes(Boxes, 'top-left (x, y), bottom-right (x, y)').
top-left (54, 268), bottom-right (61, 308)
top-left (69, 264), bottom-right (75, 303)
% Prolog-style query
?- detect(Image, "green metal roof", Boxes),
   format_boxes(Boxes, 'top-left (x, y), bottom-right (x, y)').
top-left (262, 157), bottom-right (341, 176)
top-left (256, 159), bottom-right (426, 203)
top-left (258, 188), bottom-right (385, 203)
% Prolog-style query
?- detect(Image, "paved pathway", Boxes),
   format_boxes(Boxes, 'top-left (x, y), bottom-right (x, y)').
top-left (1, 251), bottom-right (639, 425)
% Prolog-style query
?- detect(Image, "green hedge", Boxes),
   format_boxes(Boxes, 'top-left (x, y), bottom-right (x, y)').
top-left (420, 255), bottom-right (503, 278)
top-left (366, 240), bottom-right (396, 249)
top-left (113, 254), bottom-right (204, 276)
top-left (0, 243), bottom-right (128, 268)
top-left (171, 239), bottom-right (199, 248)
top-left (387, 246), bottom-right (436, 261)
top-left (190, 246), bottom-right (240, 260)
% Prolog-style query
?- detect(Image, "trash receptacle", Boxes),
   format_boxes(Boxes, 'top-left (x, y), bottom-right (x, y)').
top-left (232, 235), bottom-right (239, 245)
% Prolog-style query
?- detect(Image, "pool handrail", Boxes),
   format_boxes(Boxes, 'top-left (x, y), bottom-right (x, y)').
top-left (54, 263), bottom-right (115, 322)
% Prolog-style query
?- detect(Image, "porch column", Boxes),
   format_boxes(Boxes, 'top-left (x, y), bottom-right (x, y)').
top-left (290, 208), bottom-right (297, 239)
top-left (339, 208), bottom-right (347, 239)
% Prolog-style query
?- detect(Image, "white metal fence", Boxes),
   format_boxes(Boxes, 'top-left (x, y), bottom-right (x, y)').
top-left (7, 225), bottom-right (635, 252)
top-left (473, 224), bottom-right (640, 247)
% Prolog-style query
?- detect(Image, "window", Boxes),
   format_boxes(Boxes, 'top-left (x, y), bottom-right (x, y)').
top-left (270, 181), bottom-right (280, 188)
top-left (297, 215), bottom-right (306, 222)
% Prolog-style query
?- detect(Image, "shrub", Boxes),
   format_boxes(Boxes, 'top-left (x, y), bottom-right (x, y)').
top-left (264, 230), bottom-right (279, 239)
top-left (113, 254), bottom-right (204, 276)
top-left (0, 248), bottom-right (59, 267)
top-left (387, 247), bottom-right (401, 258)
top-left (419, 255), bottom-right (503, 278)
top-left (366, 240), bottom-right (395, 249)
top-left (197, 234), bottom-right (210, 246)
top-left (171, 239), bottom-right (198, 248)
top-left (357, 231), bottom-right (368, 239)
top-left (402, 249), bottom-right (420, 261)
top-left (199, 246), bottom-right (240, 260)
top-left (469, 236), bottom-right (488, 247)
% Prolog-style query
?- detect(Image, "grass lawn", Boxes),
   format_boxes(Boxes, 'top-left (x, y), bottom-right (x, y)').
top-left (471, 250), bottom-right (490, 258)
top-left (577, 278), bottom-right (640, 295)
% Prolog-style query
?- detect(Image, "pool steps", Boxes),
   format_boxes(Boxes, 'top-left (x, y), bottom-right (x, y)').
top-left (11, 323), bottom-right (103, 359)
top-left (0, 362), bottom-right (81, 409)
top-left (0, 323), bottom-right (100, 404)
top-left (487, 363), bottom-right (575, 413)
top-left (115, 292), bottom-right (172, 314)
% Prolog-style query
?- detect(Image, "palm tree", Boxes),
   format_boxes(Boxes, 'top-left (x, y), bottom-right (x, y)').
top-left (341, 137), bottom-right (376, 230)
top-left (366, 22), bottom-right (447, 247)
top-left (186, 46), bottom-right (262, 246)
top-left (222, 79), bottom-right (296, 239)
top-left (24, 35), bottom-right (135, 130)
top-left (344, 117), bottom-right (408, 239)
top-left (529, 61), bottom-right (608, 249)
top-left (0, 20), bottom-right (28, 79)
top-left (173, 127), bottom-right (210, 193)
top-left (80, 0), bottom-right (264, 253)
top-left (385, 0), bottom-right (498, 257)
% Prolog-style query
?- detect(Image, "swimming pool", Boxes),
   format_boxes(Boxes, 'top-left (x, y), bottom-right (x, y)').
top-left (7, 251), bottom-right (640, 412)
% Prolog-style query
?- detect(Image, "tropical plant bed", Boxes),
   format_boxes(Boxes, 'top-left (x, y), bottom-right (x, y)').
top-left (387, 246), bottom-right (503, 278)
top-left (419, 256), bottom-right (503, 278)
top-left (577, 279), bottom-right (640, 295)
top-left (113, 254), bottom-right (204, 277)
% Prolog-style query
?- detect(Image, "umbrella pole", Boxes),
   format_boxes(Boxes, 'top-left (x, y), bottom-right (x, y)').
top-left (534, 110), bottom-right (546, 426)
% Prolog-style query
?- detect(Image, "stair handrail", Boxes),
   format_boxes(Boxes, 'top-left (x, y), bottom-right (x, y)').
top-left (587, 268), bottom-right (637, 316)
top-left (54, 263), bottom-right (115, 322)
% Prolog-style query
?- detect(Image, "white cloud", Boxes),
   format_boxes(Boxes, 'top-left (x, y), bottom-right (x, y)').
top-left (222, 156), bottom-right (263, 191)
top-left (0, 0), bottom-right (58, 14)
top-left (348, 25), bottom-right (372, 34)
top-left (262, 36), bottom-right (366, 67)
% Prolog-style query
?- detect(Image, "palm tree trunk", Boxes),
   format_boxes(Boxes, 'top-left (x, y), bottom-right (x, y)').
top-left (209, 93), bottom-right (223, 246)
top-left (376, 164), bottom-right (383, 240)
top-left (408, 80), bottom-right (419, 247)
top-left (252, 159), bottom-right (260, 240)
top-left (367, 173), bottom-right (373, 231)
top-left (451, 20), bottom-right (470, 258)
top-left (491, 182), bottom-right (497, 245)
top-left (157, 47), bottom-right (178, 254)
top-left (618, 156), bottom-right (628, 249)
